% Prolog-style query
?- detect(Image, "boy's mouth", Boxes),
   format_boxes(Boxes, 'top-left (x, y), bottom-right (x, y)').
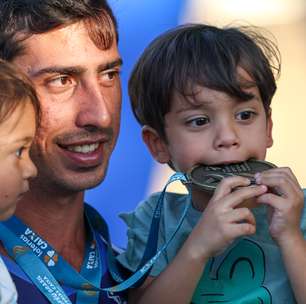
top-left (207, 158), bottom-right (257, 167)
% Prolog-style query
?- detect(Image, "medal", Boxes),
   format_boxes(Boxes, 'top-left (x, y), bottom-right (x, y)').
top-left (187, 159), bottom-right (276, 192)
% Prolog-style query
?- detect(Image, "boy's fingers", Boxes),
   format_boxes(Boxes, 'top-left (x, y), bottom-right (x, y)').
top-left (212, 176), bottom-right (252, 201)
top-left (256, 193), bottom-right (282, 209)
top-left (256, 167), bottom-right (301, 193)
top-left (266, 167), bottom-right (300, 185)
top-left (228, 222), bottom-right (256, 238)
top-left (229, 208), bottom-right (256, 226)
top-left (256, 172), bottom-right (299, 198)
top-left (257, 191), bottom-right (303, 211)
top-left (224, 184), bottom-right (267, 209)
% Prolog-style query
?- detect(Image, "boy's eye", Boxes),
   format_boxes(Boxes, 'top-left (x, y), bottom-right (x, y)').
top-left (187, 116), bottom-right (210, 127)
top-left (236, 110), bottom-right (256, 121)
top-left (16, 147), bottom-right (25, 158)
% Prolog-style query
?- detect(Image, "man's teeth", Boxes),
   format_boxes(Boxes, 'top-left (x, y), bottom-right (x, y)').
top-left (67, 143), bottom-right (99, 153)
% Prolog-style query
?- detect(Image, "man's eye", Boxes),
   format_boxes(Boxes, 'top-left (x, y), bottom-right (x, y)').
top-left (45, 75), bottom-right (77, 94)
top-left (106, 71), bottom-right (117, 80)
top-left (236, 111), bottom-right (256, 121)
top-left (100, 70), bottom-right (120, 86)
top-left (187, 116), bottom-right (210, 127)
top-left (48, 76), bottom-right (72, 86)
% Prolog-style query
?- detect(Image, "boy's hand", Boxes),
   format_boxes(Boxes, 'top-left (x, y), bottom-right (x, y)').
top-left (188, 176), bottom-right (268, 261)
top-left (255, 167), bottom-right (304, 246)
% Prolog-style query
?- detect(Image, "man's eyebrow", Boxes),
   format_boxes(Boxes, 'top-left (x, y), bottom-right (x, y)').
top-left (29, 58), bottom-right (123, 78)
top-left (99, 58), bottom-right (123, 71)
top-left (30, 66), bottom-right (85, 78)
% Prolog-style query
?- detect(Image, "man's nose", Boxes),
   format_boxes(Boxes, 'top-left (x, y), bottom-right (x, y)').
top-left (75, 83), bottom-right (112, 130)
top-left (213, 121), bottom-right (240, 150)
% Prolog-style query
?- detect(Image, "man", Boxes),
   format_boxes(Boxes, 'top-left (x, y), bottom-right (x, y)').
top-left (0, 0), bottom-right (126, 303)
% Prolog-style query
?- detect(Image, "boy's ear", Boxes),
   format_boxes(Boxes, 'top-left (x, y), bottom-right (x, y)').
top-left (266, 109), bottom-right (273, 148)
top-left (142, 125), bottom-right (170, 164)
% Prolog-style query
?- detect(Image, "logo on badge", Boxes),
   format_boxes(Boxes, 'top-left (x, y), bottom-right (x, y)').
top-left (44, 250), bottom-right (58, 267)
top-left (13, 245), bottom-right (30, 258)
top-left (82, 283), bottom-right (97, 296)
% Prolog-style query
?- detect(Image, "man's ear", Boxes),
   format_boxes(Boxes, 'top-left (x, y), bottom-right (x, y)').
top-left (142, 125), bottom-right (170, 164)
top-left (266, 108), bottom-right (273, 148)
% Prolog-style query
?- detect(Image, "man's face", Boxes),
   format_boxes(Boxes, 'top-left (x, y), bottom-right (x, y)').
top-left (13, 22), bottom-right (122, 193)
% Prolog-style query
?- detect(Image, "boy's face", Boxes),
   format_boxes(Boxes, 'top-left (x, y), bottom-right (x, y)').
top-left (143, 82), bottom-right (273, 174)
top-left (0, 101), bottom-right (37, 220)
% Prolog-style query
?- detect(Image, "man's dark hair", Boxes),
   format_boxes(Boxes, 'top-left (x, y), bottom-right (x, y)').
top-left (0, 0), bottom-right (118, 61)
top-left (129, 23), bottom-right (281, 140)
top-left (0, 59), bottom-right (40, 124)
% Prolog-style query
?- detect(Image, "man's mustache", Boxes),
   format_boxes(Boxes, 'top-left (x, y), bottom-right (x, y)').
top-left (53, 127), bottom-right (113, 145)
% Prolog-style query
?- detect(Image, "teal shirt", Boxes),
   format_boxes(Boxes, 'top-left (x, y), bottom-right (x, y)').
top-left (117, 191), bottom-right (306, 303)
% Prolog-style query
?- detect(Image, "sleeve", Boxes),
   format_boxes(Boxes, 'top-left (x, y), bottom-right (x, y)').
top-left (0, 256), bottom-right (18, 304)
top-left (116, 193), bottom-right (168, 277)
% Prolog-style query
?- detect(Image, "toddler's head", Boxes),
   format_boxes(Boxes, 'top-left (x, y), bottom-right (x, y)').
top-left (0, 59), bottom-right (40, 220)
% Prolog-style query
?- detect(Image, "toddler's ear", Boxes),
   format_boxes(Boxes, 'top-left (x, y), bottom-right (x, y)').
top-left (142, 125), bottom-right (170, 164)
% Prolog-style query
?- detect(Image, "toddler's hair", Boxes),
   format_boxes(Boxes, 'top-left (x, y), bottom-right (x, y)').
top-left (0, 59), bottom-right (40, 125)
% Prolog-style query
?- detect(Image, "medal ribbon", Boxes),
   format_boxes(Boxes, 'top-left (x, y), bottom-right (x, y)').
top-left (0, 172), bottom-right (190, 302)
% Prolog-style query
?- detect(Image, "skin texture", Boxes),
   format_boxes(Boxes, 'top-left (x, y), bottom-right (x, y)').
top-left (130, 74), bottom-right (305, 303)
top-left (0, 101), bottom-right (37, 220)
top-left (13, 22), bottom-right (122, 194)
top-left (4, 21), bottom-right (122, 271)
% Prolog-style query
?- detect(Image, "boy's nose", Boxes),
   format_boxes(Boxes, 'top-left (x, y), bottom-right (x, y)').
top-left (213, 123), bottom-right (239, 150)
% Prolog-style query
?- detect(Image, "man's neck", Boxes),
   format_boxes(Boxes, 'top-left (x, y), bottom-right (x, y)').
top-left (13, 189), bottom-right (87, 271)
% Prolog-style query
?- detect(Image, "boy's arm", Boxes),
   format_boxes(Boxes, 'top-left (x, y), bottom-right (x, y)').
top-left (256, 167), bottom-right (306, 303)
top-left (128, 240), bottom-right (208, 304)
top-left (129, 177), bottom-right (268, 304)
top-left (278, 233), bottom-right (306, 304)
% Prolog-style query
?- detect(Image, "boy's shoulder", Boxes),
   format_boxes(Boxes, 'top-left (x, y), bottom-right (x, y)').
top-left (299, 189), bottom-right (306, 231)
top-left (119, 192), bottom-right (190, 225)
top-left (137, 191), bottom-right (189, 212)
top-left (149, 191), bottom-right (189, 203)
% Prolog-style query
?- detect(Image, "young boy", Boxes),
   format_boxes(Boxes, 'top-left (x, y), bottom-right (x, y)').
top-left (117, 24), bottom-right (306, 303)
top-left (0, 59), bottom-right (39, 303)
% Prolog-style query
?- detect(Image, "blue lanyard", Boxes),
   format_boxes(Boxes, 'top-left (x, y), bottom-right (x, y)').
top-left (0, 208), bottom-right (107, 303)
top-left (75, 214), bottom-right (102, 304)
top-left (0, 172), bottom-right (190, 302)
top-left (0, 224), bottom-right (72, 304)
top-left (93, 172), bottom-right (191, 292)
